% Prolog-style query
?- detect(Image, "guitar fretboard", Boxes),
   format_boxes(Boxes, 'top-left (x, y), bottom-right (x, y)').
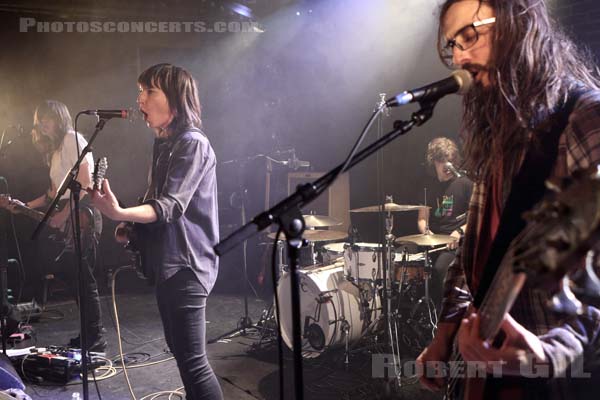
top-left (10, 202), bottom-right (46, 222)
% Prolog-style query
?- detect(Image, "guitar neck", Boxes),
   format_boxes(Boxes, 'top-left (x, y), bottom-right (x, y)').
top-left (477, 246), bottom-right (527, 340)
top-left (11, 203), bottom-right (46, 223)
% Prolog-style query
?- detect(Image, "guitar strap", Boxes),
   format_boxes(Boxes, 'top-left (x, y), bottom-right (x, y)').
top-left (473, 88), bottom-right (585, 307)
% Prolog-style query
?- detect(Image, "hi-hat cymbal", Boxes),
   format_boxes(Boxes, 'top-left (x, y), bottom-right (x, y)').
top-left (303, 214), bottom-right (342, 228)
top-left (267, 230), bottom-right (347, 242)
top-left (395, 233), bottom-right (455, 247)
top-left (350, 203), bottom-right (430, 213)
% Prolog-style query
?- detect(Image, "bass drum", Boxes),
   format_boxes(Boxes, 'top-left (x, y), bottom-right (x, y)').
top-left (276, 261), bottom-right (377, 358)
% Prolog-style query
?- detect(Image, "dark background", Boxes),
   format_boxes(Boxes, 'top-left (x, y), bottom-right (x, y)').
top-left (0, 0), bottom-right (598, 298)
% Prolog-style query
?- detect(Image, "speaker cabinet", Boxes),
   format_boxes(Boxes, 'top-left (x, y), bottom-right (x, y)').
top-left (287, 172), bottom-right (350, 232)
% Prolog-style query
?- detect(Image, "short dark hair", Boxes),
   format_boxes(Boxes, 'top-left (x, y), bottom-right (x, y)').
top-left (138, 63), bottom-right (202, 134)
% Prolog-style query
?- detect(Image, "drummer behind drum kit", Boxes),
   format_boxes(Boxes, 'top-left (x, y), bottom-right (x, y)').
top-left (272, 198), bottom-right (457, 367)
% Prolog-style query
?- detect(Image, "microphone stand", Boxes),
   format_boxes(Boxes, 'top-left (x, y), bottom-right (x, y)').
top-left (32, 117), bottom-right (108, 400)
top-left (208, 163), bottom-right (253, 344)
top-left (215, 100), bottom-right (439, 400)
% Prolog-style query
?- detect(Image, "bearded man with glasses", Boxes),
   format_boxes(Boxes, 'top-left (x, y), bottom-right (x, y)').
top-left (416, 1), bottom-right (600, 399)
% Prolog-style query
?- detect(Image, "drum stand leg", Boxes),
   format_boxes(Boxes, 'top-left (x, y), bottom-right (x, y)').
top-left (382, 202), bottom-right (405, 388)
top-left (423, 251), bottom-right (438, 332)
top-left (342, 320), bottom-right (350, 366)
top-left (254, 302), bottom-right (277, 348)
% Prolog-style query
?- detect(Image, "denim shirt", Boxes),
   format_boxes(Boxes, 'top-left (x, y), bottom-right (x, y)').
top-left (141, 127), bottom-right (219, 294)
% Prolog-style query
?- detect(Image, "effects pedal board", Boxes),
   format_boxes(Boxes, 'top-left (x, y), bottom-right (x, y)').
top-left (12, 346), bottom-right (104, 384)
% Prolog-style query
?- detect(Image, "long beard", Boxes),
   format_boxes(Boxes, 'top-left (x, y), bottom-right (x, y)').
top-left (461, 73), bottom-right (528, 181)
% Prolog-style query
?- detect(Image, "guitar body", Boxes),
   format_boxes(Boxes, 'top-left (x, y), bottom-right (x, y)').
top-left (118, 221), bottom-right (155, 284)
top-left (445, 346), bottom-right (486, 400)
top-left (49, 201), bottom-right (96, 251)
top-left (462, 377), bottom-right (485, 400)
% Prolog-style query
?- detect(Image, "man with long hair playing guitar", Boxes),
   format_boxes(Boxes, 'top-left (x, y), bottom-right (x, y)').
top-left (0, 100), bottom-right (106, 352)
top-left (417, 1), bottom-right (600, 399)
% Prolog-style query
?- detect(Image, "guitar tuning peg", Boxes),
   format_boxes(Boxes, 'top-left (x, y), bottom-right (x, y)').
top-left (583, 251), bottom-right (600, 292)
top-left (544, 177), bottom-right (562, 192)
top-left (549, 275), bottom-right (584, 316)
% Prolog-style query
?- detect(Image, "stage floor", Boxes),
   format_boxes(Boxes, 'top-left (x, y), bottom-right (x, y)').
top-left (12, 277), bottom-right (440, 400)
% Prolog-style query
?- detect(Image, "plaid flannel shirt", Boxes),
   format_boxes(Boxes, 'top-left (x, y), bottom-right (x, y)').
top-left (439, 89), bottom-right (600, 384)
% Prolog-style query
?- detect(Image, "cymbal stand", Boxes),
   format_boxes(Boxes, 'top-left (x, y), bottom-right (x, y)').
top-left (253, 240), bottom-right (286, 349)
top-left (382, 195), bottom-right (403, 387)
top-left (421, 249), bottom-right (438, 335)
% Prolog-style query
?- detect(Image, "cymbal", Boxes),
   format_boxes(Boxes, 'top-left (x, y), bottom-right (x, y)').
top-left (350, 203), bottom-right (430, 213)
top-left (267, 230), bottom-right (347, 242)
top-left (395, 233), bottom-right (455, 247)
top-left (303, 214), bottom-right (342, 228)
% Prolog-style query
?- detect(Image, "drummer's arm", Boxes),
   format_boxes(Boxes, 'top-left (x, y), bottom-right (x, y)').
top-left (450, 223), bottom-right (467, 240)
top-left (417, 208), bottom-right (431, 234)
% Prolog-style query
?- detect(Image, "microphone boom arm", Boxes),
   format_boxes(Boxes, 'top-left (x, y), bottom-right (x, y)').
top-left (215, 100), bottom-right (439, 256)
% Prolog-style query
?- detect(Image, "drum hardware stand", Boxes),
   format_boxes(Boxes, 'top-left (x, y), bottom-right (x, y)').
top-left (381, 195), bottom-right (408, 388)
top-left (250, 238), bottom-right (288, 350)
top-left (421, 249), bottom-right (438, 334)
top-left (1, 206), bottom-right (10, 356)
top-left (216, 99), bottom-right (441, 400)
top-left (342, 319), bottom-right (351, 365)
top-left (209, 174), bottom-right (257, 344)
top-left (252, 302), bottom-right (278, 349)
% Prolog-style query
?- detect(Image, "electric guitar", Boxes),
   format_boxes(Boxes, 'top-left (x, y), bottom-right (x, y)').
top-left (445, 166), bottom-right (600, 399)
top-left (117, 218), bottom-right (153, 283)
top-left (0, 157), bottom-right (108, 250)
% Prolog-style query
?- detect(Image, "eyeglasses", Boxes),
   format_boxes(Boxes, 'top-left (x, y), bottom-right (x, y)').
top-left (441, 17), bottom-right (496, 67)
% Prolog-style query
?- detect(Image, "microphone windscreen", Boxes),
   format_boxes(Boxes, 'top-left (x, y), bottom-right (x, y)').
top-left (452, 69), bottom-right (473, 95)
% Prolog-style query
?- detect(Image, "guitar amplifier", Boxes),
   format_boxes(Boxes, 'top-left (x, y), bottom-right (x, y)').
top-left (287, 172), bottom-right (350, 232)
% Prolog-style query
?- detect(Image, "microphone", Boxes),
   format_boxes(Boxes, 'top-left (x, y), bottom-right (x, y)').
top-left (284, 152), bottom-right (310, 170)
top-left (82, 108), bottom-right (141, 121)
top-left (386, 69), bottom-right (473, 107)
top-left (445, 161), bottom-right (463, 178)
top-left (286, 156), bottom-right (310, 170)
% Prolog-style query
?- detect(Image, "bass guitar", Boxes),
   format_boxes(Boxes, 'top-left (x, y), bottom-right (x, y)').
top-left (0, 157), bottom-right (108, 251)
top-left (445, 166), bottom-right (600, 399)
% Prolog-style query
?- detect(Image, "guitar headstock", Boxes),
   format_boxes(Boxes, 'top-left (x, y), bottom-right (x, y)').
top-left (93, 157), bottom-right (108, 191)
top-left (0, 194), bottom-right (26, 211)
top-left (0, 194), bottom-right (12, 209)
top-left (512, 165), bottom-right (600, 312)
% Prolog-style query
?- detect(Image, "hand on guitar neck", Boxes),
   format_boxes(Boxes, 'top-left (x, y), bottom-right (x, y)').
top-left (0, 193), bottom-right (68, 231)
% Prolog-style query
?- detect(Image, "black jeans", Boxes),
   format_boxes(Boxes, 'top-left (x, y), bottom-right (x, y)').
top-left (57, 235), bottom-right (104, 341)
top-left (430, 250), bottom-right (456, 311)
top-left (156, 269), bottom-right (223, 400)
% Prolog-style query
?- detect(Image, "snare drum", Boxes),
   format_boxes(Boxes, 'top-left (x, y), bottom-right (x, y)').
top-left (277, 261), bottom-right (377, 358)
top-left (344, 242), bottom-right (398, 281)
top-left (321, 242), bottom-right (345, 264)
top-left (394, 252), bottom-right (428, 283)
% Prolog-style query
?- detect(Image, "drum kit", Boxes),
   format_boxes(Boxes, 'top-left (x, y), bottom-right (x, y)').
top-left (271, 198), bottom-right (457, 372)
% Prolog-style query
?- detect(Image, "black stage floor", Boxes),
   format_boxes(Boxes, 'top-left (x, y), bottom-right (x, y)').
top-left (10, 273), bottom-right (441, 400)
